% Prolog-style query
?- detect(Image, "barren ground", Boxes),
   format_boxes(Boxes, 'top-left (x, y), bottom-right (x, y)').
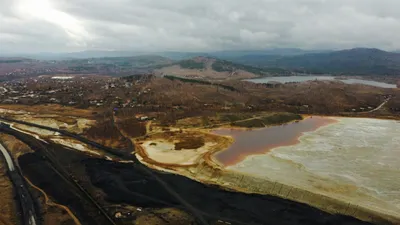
top-left (0, 104), bottom-right (98, 118)
top-left (0, 134), bottom-right (80, 225)
top-left (0, 161), bottom-right (18, 225)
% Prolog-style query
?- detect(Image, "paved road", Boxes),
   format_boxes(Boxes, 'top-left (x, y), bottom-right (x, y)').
top-left (0, 136), bottom-right (38, 225)
top-left (0, 142), bottom-right (14, 171)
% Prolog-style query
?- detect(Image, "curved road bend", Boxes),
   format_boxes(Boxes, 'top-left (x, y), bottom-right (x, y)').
top-left (0, 140), bottom-right (39, 225)
top-left (0, 122), bottom-right (116, 225)
top-left (0, 116), bottom-right (132, 158)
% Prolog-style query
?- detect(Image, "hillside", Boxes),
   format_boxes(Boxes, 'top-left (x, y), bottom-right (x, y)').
top-left (158, 49), bottom-right (327, 60)
top-left (66, 55), bottom-right (173, 72)
top-left (0, 55), bottom-right (173, 80)
top-left (233, 48), bottom-right (400, 76)
top-left (153, 56), bottom-right (291, 80)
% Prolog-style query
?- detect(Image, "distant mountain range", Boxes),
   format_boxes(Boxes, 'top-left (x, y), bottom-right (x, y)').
top-left (152, 56), bottom-right (292, 80)
top-left (2, 48), bottom-right (400, 77)
top-left (231, 48), bottom-right (400, 76)
top-left (2, 48), bottom-right (328, 60)
top-left (158, 48), bottom-right (329, 60)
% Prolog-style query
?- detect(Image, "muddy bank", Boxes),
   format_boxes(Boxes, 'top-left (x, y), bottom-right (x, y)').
top-left (85, 158), bottom-right (373, 225)
top-left (212, 116), bottom-right (337, 165)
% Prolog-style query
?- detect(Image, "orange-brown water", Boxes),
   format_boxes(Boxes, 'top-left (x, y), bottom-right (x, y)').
top-left (212, 116), bottom-right (337, 166)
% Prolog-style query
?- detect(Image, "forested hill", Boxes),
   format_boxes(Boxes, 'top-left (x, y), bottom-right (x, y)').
top-left (232, 48), bottom-right (400, 76)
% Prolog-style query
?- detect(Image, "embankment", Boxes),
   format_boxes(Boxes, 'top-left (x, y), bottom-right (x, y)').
top-left (179, 158), bottom-right (400, 225)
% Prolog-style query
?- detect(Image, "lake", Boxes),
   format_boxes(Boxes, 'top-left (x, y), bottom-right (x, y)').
top-left (247, 76), bottom-right (397, 88)
top-left (212, 117), bottom-right (400, 218)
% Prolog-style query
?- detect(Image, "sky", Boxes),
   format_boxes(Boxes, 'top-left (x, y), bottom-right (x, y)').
top-left (1, 0), bottom-right (400, 53)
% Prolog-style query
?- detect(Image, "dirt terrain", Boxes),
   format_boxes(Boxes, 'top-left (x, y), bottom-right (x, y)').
top-left (0, 104), bottom-right (98, 118)
top-left (1, 74), bottom-right (399, 119)
top-left (154, 57), bottom-right (260, 80)
top-left (155, 65), bottom-right (256, 80)
top-left (0, 160), bottom-right (18, 225)
top-left (0, 134), bottom-right (81, 225)
top-left (0, 74), bottom-right (399, 225)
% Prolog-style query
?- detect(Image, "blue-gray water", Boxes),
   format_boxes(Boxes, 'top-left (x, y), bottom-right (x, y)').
top-left (247, 76), bottom-right (397, 88)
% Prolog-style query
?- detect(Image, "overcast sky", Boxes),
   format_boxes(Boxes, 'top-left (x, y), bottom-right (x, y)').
top-left (1, 0), bottom-right (400, 53)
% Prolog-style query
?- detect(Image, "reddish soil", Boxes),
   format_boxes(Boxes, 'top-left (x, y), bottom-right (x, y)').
top-left (212, 116), bottom-right (337, 166)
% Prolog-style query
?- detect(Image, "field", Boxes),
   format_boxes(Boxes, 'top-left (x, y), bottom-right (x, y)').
top-left (0, 104), bottom-right (98, 118)
top-left (175, 112), bottom-right (303, 129)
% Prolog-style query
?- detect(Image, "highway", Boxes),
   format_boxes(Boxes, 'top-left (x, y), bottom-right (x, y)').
top-left (0, 142), bottom-right (14, 171)
top-left (0, 116), bottom-right (132, 158)
top-left (0, 139), bottom-right (38, 225)
top-left (0, 122), bottom-right (117, 225)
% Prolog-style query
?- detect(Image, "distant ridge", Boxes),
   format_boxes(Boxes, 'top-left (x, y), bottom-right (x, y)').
top-left (2, 48), bottom-right (400, 77)
top-left (231, 48), bottom-right (400, 76)
top-left (153, 56), bottom-right (291, 79)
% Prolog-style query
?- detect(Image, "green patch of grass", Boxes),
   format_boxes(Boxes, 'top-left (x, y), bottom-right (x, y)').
top-left (164, 75), bottom-right (238, 92)
top-left (0, 60), bottom-right (24, 63)
top-left (178, 60), bottom-right (205, 69)
top-left (174, 136), bottom-right (205, 150)
top-left (212, 60), bottom-right (268, 75)
top-left (232, 119), bottom-right (265, 128)
top-left (219, 114), bottom-right (252, 123)
top-left (231, 113), bottom-right (302, 128)
top-left (261, 113), bottom-right (303, 125)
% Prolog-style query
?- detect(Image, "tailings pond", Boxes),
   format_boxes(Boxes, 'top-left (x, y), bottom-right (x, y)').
top-left (212, 117), bottom-right (400, 220)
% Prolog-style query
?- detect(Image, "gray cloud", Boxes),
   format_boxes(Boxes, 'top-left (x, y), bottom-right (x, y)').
top-left (1, 0), bottom-right (400, 53)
